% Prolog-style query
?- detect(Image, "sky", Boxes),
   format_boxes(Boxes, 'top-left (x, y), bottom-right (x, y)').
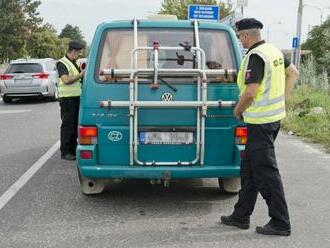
top-left (38, 0), bottom-right (330, 49)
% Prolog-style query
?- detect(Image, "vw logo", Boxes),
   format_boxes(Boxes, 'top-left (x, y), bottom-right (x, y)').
top-left (108, 131), bottom-right (123, 142)
top-left (161, 92), bottom-right (173, 102)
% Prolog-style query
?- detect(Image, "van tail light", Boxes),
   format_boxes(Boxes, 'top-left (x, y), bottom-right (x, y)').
top-left (80, 150), bottom-right (93, 159)
top-left (235, 126), bottom-right (247, 145)
top-left (79, 126), bottom-right (98, 145)
top-left (33, 73), bottom-right (49, 79)
top-left (0, 74), bottom-right (13, 80)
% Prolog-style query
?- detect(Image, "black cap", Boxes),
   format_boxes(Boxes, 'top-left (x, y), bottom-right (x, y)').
top-left (235, 18), bottom-right (263, 31)
top-left (68, 40), bottom-right (85, 50)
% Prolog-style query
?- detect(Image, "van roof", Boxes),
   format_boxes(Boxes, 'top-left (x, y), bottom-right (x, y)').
top-left (96, 19), bottom-right (234, 33)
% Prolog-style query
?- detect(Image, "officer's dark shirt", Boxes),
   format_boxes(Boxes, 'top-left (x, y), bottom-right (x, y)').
top-left (245, 40), bottom-right (290, 85)
top-left (57, 55), bottom-right (81, 77)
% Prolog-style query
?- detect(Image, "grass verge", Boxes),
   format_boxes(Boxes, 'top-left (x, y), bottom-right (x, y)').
top-left (282, 85), bottom-right (330, 152)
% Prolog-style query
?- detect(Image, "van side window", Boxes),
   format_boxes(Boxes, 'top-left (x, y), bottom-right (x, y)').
top-left (200, 30), bottom-right (235, 70)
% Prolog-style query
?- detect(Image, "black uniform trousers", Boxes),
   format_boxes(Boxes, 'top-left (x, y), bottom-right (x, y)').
top-left (232, 121), bottom-right (291, 230)
top-left (59, 97), bottom-right (80, 156)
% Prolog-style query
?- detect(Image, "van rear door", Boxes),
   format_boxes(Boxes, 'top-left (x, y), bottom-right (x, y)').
top-left (85, 24), bottom-right (239, 166)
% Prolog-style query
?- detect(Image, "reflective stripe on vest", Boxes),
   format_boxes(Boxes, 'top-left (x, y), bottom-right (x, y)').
top-left (237, 43), bottom-right (286, 124)
top-left (57, 56), bottom-right (81, 98)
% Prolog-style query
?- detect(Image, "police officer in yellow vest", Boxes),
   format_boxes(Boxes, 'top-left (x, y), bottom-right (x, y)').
top-left (221, 18), bottom-right (298, 236)
top-left (56, 41), bottom-right (85, 160)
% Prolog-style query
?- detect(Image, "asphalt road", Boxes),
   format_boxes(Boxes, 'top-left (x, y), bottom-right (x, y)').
top-left (0, 97), bottom-right (330, 248)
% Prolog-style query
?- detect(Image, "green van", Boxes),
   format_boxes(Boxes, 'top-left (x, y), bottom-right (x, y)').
top-left (76, 17), bottom-right (246, 195)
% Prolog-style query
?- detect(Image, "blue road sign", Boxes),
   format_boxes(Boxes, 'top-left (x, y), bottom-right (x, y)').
top-left (188, 5), bottom-right (220, 22)
top-left (292, 37), bottom-right (299, 48)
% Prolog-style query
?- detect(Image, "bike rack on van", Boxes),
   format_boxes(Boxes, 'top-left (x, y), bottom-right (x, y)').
top-left (100, 18), bottom-right (237, 166)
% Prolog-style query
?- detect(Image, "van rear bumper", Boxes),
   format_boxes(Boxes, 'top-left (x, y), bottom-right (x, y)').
top-left (78, 165), bottom-right (240, 179)
top-left (77, 144), bottom-right (244, 179)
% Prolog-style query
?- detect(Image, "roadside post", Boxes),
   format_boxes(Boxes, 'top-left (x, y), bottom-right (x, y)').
top-left (237, 0), bottom-right (248, 17)
top-left (292, 0), bottom-right (303, 68)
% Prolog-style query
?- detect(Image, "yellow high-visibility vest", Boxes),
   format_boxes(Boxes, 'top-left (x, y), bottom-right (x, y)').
top-left (237, 43), bottom-right (286, 124)
top-left (57, 56), bottom-right (81, 98)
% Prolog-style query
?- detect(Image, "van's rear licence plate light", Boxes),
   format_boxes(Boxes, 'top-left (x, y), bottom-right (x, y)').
top-left (139, 132), bottom-right (193, 145)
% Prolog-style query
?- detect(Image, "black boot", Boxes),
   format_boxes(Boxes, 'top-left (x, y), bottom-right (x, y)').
top-left (220, 215), bottom-right (250, 229)
top-left (61, 154), bottom-right (76, 161)
top-left (256, 223), bottom-right (291, 236)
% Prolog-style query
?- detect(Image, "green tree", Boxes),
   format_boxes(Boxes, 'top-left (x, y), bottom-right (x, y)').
top-left (26, 23), bottom-right (69, 59)
top-left (22, 0), bottom-right (43, 32)
top-left (0, 0), bottom-right (42, 63)
top-left (59, 24), bottom-right (88, 57)
top-left (158, 0), bottom-right (232, 20)
top-left (40, 23), bottom-right (57, 34)
top-left (59, 24), bottom-right (86, 46)
top-left (302, 17), bottom-right (330, 77)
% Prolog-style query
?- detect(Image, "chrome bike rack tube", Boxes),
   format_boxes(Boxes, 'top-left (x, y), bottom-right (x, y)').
top-left (101, 68), bottom-right (236, 79)
top-left (100, 100), bottom-right (236, 108)
top-left (129, 18), bottom-right (138, 166)
top-left (194, 19), bottom-right (205, 166)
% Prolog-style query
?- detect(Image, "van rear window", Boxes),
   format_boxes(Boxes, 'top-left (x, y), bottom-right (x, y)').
top-left (97, 28), bottom-right (236, 82)
top-left (6, 63), bottom-right (43, 74)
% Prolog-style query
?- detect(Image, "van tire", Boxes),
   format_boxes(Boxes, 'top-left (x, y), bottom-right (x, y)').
top-left (78, 170), bottom-right (105, 195)
top-left (218, 177), bottom-right (241, 194)
top-left (3, 96), bottom-right (12, 103)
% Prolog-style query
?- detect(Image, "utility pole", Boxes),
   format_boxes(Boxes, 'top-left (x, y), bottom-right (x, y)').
top-left (237, 0), bottom-right (247, 17)
top-left (292, 0), bottom-right (303, 68)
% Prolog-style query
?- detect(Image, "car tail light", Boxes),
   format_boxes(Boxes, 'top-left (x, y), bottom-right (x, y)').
top-left (79, 126), bottom-right (98, 145)
top-left (0, 74), bottom-right (13, 80)
top-left (33, 73), bottom-right (49, 79)
top-left (80, 150), bottom-right (93, 159)
top-left (235, 126), bottom-right (247, 145)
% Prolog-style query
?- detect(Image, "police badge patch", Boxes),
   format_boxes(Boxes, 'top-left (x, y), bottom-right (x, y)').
top-left (245, 69), bottom-right (252, 80)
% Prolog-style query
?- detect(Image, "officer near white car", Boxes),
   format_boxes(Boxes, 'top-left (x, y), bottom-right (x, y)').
top-left (221, 18), bottom-right (299, 236)
top-left (56, 41), bottom-right (85, 160)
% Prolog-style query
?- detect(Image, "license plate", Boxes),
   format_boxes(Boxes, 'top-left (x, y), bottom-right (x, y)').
top-left (14, 79), bottom-right (32, 84)
top-left (139, 132), bottom-right (193, 144)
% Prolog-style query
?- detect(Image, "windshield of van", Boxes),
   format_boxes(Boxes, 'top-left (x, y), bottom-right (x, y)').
top-left (97, 28), bottom-right (236, 82)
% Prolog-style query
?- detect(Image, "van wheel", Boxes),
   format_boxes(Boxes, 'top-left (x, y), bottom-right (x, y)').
top-left (218, 177), bottom-right (241, 194)
top-left (78, 170), bottom-right (105, 195)
top-left (3, 96), bottom-right (12, 103)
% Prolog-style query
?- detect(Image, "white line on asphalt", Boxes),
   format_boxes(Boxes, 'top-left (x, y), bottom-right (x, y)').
top-left (0, 110), bottom-right (32, 114)
top-left (0, 140), bottom-right (60, 211)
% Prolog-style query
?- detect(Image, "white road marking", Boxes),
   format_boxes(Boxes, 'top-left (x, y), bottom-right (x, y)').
top-left (0, 140), bottom-right (60, 211)
top-left (0, 110), bottom-right (32, 114)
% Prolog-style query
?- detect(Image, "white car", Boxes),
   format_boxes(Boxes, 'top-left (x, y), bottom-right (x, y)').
top-left (0, 58), bottom-right (59, 103)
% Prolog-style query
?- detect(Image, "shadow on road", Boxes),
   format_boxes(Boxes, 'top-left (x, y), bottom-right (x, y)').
top-left (1, 97), bottom-right (57, 105)
top-left (93, 179), bottom-right (236, 202)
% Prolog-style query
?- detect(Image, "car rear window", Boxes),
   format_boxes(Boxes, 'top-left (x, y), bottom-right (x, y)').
top-left (6, 63), bottom-right (43, 74)
top-left (97, 28), bottom-right (236, 82)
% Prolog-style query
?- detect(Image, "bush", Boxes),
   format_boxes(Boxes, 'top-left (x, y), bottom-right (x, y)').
top-left (298, 55), bottom-right (329, 90)
top-left (282, 55), bottom-right (330, 151)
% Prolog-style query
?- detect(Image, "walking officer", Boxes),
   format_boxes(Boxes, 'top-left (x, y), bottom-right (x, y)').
top-left (57, 41), bottom-right (85, 160)
top-left (221, 18), bottom-right (298, 236)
